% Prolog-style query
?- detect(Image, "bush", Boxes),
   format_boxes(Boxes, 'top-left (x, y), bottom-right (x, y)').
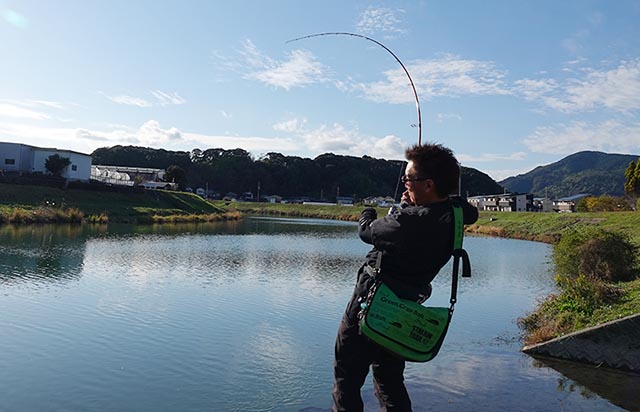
top-left (518, 276), bottom-right (624, 345)
top-left (555, 274), bottom-right (623, 315)
top-left (553, 227), bottom-right (638, 282)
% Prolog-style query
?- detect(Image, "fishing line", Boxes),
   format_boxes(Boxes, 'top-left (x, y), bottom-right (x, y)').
top-left (286, 32), bottom-right (421, 201)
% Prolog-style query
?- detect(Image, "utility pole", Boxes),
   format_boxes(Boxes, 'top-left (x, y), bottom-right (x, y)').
top-left (257, 181), bottom-right (261, 202)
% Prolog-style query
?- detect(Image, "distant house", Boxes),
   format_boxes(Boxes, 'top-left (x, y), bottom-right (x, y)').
top-left (0, 142), bottom-right (91, 181)
top-left (336, 196), bottom-right (354, 206)
top-left (240, 192), bottom-right (254, 201)
top-left (469, 193), bottom-right (534, 212)
top-left (553, 194), bottom-right (591, 213)
top-left (264, 195), bottom-right (283, 204)
top-left (223, 192), bottom-right (238, 201)
top-left (139, 181), bottom-right (177, 190)
top-left (532, 197), bottom-right (554, 212)
top-left (363, 196), bottom-right (396, 207)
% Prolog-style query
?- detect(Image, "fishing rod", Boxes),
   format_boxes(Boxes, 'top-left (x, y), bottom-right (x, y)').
top-left (286, 32), bottom-right (422, 201)
top-left (286, 32), bottom-right (422, 146)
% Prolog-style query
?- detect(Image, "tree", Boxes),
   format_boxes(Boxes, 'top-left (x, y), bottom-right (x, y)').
top-left (45, 154), bottom-right (71, 177)
top-left (553, 227), bottom-right (638, 283)
top-left (165, 164), bottom-right (187, 189)
top-left (576, 196), bottom-right (632, 212)
top-left (624, 158), bottom-right (640, 198)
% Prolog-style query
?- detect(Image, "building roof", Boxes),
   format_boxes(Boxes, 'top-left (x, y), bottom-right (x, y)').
top-left (1, 141), bottom-right (91, 157)
top-left (556, 194), bottom-right (591, 202)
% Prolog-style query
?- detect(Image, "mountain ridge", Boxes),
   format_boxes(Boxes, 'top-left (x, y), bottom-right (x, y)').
top-left (499, 151), bottom-right (638, 198)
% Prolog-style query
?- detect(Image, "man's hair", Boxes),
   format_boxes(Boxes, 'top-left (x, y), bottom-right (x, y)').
top-left (405, 143), bottom-right (459, 197)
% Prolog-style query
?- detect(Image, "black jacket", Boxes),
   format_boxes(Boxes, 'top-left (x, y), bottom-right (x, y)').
top-left (357, 196), bottom-right (478, 301)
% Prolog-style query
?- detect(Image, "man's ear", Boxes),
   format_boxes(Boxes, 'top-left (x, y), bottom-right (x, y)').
top-left (425, 179), bottom-right (436, 192)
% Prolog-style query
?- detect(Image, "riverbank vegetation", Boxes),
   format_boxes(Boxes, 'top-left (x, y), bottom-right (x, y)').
top-left (518, 227), bottom-right (640, 345)
top-left (212, 200), bottom-right (377, 221)
top-left (0, 183), bottom-right (239, 224)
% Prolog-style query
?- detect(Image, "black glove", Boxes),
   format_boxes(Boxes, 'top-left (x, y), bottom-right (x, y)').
top-left (359, 207), bottom-right (377, 227)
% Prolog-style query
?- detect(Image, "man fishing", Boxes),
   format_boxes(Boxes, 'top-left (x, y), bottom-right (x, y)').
top-left (332, 142), bottom-right (479, 412)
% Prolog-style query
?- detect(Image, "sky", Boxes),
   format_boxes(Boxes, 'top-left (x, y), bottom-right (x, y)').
top-left (1, 0), bottom-right (640, 181)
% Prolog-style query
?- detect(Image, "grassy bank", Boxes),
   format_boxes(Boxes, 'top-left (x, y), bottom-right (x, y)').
top-left (219, 201), bottom-right (640, 246)
top-left (211, 200), bottom-right (374, 221)
top-left (0, 183), bottom-right (238, 224)
top-left (468, 210), bottom-right (640, 246)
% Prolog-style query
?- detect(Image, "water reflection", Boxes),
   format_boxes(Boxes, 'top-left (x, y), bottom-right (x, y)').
top-left (0, 224), bottom-right (90, 286)
top-left (531, 356), bottom-right (640, 412)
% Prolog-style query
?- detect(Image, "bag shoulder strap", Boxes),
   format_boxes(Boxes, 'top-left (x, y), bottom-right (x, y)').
top-left (371, 203), bottom-right (472, 311)
top-left (449, 205), bottom-right (471, 311)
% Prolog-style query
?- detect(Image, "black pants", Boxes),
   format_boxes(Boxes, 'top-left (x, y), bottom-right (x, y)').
top-left (332, 273), bottom-right (412, 412)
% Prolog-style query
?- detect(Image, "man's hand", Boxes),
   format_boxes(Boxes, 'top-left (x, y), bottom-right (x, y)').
top-left (359, 207), bottom-right (377, 227)
top-left (401, 190), bottom-right (414, 206)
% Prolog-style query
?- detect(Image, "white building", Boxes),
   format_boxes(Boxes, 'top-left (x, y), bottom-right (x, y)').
top-left (468, 193), bottom-right (534, 212)
top-left (553, 194), bottom-right (591, 213)
top-left (91, 165), bottom-right (165, 187)
top-left (0, 142), bottom-right (91, 181)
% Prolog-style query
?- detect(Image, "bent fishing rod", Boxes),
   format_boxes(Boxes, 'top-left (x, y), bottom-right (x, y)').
top-left (286, 32), bottom-right (422, 146)
top-left (286, 32), bottom-right (423, 201)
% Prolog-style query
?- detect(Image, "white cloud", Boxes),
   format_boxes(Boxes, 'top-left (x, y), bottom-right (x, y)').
top-left (302, 123), bottom-right (405, 159)
top-left (100, 91), bottom-right (185, 107)
top-left (6, 99), bottom-right (65, 110)
top-left (513, 78), bottom-right (559, 102)
top-left (356, 7), bottom-right (406, 36)
top-left (0, 103), bottom-right (51, 120)
top-left (523, 119), bottom-right (640, 155)
top-left (436, 113), bottom-right (462, 123)
top-left (358, 54), bottom-right (510, 104)
top-left (2, 9), bottom-right (28, 29)
top-left (249, 50), bottom-right (327, 89)
top-left (222, 39), bottom-right (329, 90)
top-left (274, 120), bottom-right (405, 160)
top-left (78, 120), bottom-right (183, 147)
top-left (151, 90), bottom-right (186, 106)
top-left (138, 120), bottom-right (182, 142)
top-left (0, 122), bottom-right (78, 142)
top-left (273, 118), bottom-right (305, 133)
top-left (220, 110), bottom-right (231, 118)
top-left (515, 60), bottom-right (640, 113)
top-left (559, 60), bottom-right (640, 112)
top-left (101, 92), bottom-right (152, 107)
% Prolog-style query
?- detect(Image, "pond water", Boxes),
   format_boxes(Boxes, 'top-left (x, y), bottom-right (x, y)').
top-left (1, 217), bottom-right (638, 412)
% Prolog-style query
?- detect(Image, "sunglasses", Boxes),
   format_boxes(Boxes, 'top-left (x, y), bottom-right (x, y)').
top-left (401, 174), bottom-right (431, 183)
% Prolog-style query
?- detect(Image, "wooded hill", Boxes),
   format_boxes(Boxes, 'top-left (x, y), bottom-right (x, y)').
top-left (91, 145), bottom-right (503, 200)
top-left (499, 151), bottom-right (639, 198)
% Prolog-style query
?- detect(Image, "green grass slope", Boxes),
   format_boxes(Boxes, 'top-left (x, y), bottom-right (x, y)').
top-left (0, 183), bottom-right (224, 221)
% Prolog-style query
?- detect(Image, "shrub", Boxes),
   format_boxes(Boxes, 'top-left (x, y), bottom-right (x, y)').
top-left (9, 208), bottom-right (31, 223)
top-left (518, 277), bottom-right (623, 345)
top-left (555, 274), bottom-right (623, 315)
top-left (553, 227), bottom-right (638, 283)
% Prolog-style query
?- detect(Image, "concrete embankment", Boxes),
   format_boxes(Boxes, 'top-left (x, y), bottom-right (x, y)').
top-left (522, 313), bottom-right (640, 372)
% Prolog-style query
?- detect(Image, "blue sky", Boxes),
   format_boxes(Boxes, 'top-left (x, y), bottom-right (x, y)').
top-left (1, 1), bottom-right (639, 181)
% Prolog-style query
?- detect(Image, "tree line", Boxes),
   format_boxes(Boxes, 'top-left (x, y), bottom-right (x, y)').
top-left (625, 157), bottom-right (640, 209)
top-left (91, 145), bottom-right (503, 200)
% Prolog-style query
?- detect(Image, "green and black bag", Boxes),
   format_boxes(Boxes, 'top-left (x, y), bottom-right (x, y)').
top-left (358, 205), bottom-right (471, 362)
